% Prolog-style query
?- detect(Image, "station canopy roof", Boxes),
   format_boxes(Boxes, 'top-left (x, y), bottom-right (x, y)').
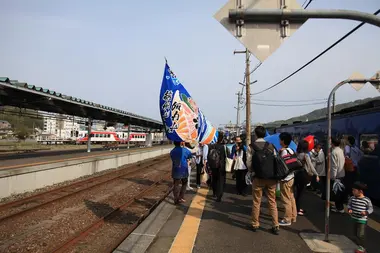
top-left (0, 77), bottom-right (163, 130)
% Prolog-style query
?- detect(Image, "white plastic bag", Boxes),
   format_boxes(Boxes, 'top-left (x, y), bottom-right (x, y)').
top-left (245, 171), bottom-right (254, 185)
top-left (224, 145), bottom-right (233, 173)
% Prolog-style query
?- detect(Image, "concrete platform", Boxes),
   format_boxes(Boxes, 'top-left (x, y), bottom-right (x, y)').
top-left (300, 233), bottom-right (357, 253)
top-left (113, 198), bottom-right (176, 253)
top-left (114, 171), bottom-right (197, 253)
top-left (0, 146), bottom-right (171, 198)
top-left (141, 174), bottom-right (380, 253)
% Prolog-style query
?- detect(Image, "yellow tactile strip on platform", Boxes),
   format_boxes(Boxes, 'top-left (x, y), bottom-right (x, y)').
top-left (169, 187), bottom-right (208, 253)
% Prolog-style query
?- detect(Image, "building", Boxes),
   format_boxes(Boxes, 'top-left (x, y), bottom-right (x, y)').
top-left (0, 120), bottom-right (12, 138)
top-left (42, 112), bottom-right (82, 140)
top-left (0, 120), bottom-right (11, 129)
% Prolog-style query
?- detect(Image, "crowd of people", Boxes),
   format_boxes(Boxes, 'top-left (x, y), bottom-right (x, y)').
top-left (169, 126), bottom-right (374, 253)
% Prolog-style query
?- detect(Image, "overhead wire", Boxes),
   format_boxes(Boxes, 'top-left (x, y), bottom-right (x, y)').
top-left (251, 8), bottom-right (380, 96)
top-left (249, 61), bottom-right (262, 75)
top-left (252, 98), bottom-right (327, 102)
top-left (304, 0), bottom-right (313, 9)
top-left (301, 0), bottom-right (309, 8)
top-left (251, 101), bottom-right (326, 107)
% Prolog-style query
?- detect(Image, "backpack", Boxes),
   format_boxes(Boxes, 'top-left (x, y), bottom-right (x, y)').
top-left (251, 142), bottom-right (277, 179)
top-left (274, 155), bottom-right (290, 180)
top-left (344, 146), bottom-right (355, 172)
top-left (281, 149), bottom-right (304, 172)
top-left (208, 144), bottom-right (221, 168)
top-left (344, 157), bottom-right (355, 172)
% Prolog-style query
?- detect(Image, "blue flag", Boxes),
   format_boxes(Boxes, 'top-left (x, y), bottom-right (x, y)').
top-left (159, 62), bottom-right (218, 144)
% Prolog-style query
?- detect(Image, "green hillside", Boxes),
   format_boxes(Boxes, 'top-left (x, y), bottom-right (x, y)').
top-left (0, 106), bottom-right (43, 134)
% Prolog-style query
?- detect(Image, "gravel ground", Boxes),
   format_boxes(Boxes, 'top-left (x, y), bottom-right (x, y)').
top-left (63, 180), bottom-right (172, 253)
top-left (0, 159), bottom-right (171, 253)
top-left (0, 156), bottom-right (167, 219)
top-left (0, 155), bottom-right (168, 204)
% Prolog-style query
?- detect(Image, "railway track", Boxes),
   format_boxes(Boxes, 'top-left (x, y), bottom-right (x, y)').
top-left (0, 144), bottom-right (171, 170)
top-left (0, 156), bottom-right (172, 253)
top-left (0, 155), bottom-right (169, 222)
top-left (52, 172), bottom-right (172, 253)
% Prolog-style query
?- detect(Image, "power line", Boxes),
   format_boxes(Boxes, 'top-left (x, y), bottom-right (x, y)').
top-left (301, 0), bottom-right (309, 8)
top-left (253, 98), bottom-right (327, 102)
top-left (252, 8), bottom-right (380, 96)
top-left (304, 0), bottom-right (313, 9)
top-left (249, 61), bottom-right (262, 75)
top-left (251, 101), bottom-right (326, 107)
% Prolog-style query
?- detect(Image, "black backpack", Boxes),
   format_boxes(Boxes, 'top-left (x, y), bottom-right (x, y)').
top-left (280, 148), bottom-right (304, 172)
top-left (208, 144), bottom-right (221, 168)
top-left (251, 142), bottom-right (277, 179)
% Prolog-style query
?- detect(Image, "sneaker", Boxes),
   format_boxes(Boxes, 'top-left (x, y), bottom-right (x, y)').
top-left (331, 206), bottom-right (344, 213)
top-left (187, 187), bottom-right (194, 191)
top-left (197, 185), bottom-right (201, 189)
top-left (251, 226), bottom-right (259, 232)
top-left (355, 246), bottom-right (366, 253)
top-left (279, 219), bottom-right (291, 226)
top-left (272, 226), bottom-right (280, 235)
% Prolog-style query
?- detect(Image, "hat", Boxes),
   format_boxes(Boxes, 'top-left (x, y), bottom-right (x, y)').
top-left (352, 181), bottom-right (367, 191)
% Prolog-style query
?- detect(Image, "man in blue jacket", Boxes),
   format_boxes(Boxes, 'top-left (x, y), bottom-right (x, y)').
top-left (170, 141), bottom-right (193, 204)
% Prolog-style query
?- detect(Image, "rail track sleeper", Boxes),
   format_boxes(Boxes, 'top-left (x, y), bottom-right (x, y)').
top-left (0, 155), bottom-right (166, 211)
top-left (107, 185), bottom-right (173, 253)
top-left (0, 157), bottom-right (169, 222)
top-left (51, 172), bottom-right (171, 253)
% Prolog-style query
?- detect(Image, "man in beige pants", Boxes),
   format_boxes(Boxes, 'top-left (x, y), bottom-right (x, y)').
top-left (248, 126), bottom-right (279, 235)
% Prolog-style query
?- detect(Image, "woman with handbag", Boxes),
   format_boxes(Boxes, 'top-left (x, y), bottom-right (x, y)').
top-left (294, 140), bottom-right (319, 216)
top-left (233, 143), bottom-right (248, 196)
top-left (196, 143), bottom-right (208, 189)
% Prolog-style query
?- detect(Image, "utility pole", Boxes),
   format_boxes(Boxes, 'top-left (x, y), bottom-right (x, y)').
top-left (245, 50), bottom-right (251, 146)
top-left (234, 48), bottom-right (252, 145)
top-left (235, 91), bottom-right (242, 136)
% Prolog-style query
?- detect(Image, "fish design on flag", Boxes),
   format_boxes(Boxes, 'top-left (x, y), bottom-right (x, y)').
top-left (159, 62), bottom-right (218, 144)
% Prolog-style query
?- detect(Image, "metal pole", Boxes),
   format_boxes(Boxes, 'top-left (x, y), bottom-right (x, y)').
top-left (87, 118), bottom-right (92, 153)
top-left (161, 128), bottom-right (165, 145)
top-left (325, 78), bottom-right (371, 242)
top-left (245, 49), bottom-right (251, 146)
top-left (72, 116), bottom-right (75, 138)
top-left (127, 124), bottom-right (131, 149)
top-left (332, 93), bottom-right (336, 114)
top-left (228, 9), bottom-right (380, 28)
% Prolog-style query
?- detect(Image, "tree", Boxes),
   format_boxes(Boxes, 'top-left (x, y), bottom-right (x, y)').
top-left (0, 106), bottom-right (43, 136)
top-left (15, 126), bottom-right (29, 141)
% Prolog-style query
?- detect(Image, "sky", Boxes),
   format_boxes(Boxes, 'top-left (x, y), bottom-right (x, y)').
top-left (1, 0), bottom-right (379, 128)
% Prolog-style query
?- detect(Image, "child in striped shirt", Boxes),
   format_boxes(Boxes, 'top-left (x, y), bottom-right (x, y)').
top-left (347, 181), bottom-right (373, 253)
